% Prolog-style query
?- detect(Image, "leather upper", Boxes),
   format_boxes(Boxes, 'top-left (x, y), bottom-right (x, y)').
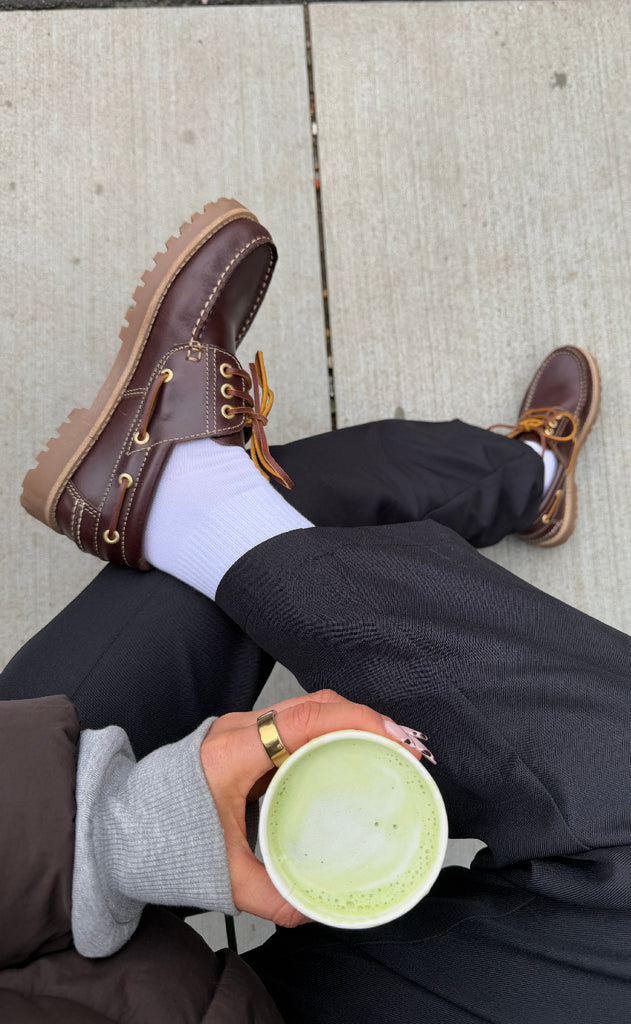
top-left (514, 346), bottom-right (598, 542)
top-left (55, 217), bottom-right (277, 569)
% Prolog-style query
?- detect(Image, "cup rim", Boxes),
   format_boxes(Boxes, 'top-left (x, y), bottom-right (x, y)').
top-left (258, 729), bottom-right (448, 929)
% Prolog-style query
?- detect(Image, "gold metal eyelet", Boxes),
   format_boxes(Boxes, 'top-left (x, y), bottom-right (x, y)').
top-left (222, 404), bottom-right (236, 420)
top-left (221, 382), bottom-right (233, 399)
top-left (118, 472), bottom-right (133, 487)
top-left (162, 368), bottom-right (174, 383)
top-left (133, 430), bottom-right (150, 446)
top-left (220, 363), bottom-right (233, 379)
top-left (104, 529), bottom-right (120, 544)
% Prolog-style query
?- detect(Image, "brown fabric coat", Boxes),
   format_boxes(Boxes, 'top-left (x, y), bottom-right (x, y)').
top-left (0, 696), bottom-right (283, 1024)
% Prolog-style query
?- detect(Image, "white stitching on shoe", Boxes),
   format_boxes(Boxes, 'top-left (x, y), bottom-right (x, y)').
top-left (212, 348), bottom-right (218, 435)
top-left (571, 348), bottom-right (588, 412)
top-left (69, 236), bottom-right (268, 484)
top-left (67, 479), bottom-right (98, 517)
top-left (121, 345), bottom-right (246, 459)
top-left (206, 346), bottom-right (211, 435)
top-left (189, 236), bottom-right (271, 347)
top-left (75, 502), bottom-right (85, 552)
top-left (124, 352), bottom-right (176, 455)
top-left (522, 347), bottom-right (589, 423)
top-left (69, 236), bottom-right (273, 557)
top-left (70, 495), bottom-right (79, 548)
top-left (236, 248), bottom-right (275, 343)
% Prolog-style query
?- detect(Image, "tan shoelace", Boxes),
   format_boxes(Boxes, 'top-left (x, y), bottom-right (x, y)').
top-left (489, 406), bottom-right (577, 453)
top-left (488, 408), bottom-right (578, 525)
top-left (221, 351), bottom-right (293, 489)
top-left (245, 352), bottom-right (293, 490)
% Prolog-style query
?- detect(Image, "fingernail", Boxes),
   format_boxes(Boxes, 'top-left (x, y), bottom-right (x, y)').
top-left (383, 721), bottom-right (437, 765)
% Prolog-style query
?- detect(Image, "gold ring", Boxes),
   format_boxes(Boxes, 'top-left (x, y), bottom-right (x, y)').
top-left (256, 710), bottom-right (289, 768)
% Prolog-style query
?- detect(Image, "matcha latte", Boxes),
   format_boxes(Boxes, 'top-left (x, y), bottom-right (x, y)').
top-left (259, 730), bottom-right (448, 928)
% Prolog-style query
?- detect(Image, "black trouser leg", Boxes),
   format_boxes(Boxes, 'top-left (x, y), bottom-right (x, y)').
top-left (1, 421), bottom-right (541, 760)
top-left (1, 566), bottom-right (272, 759)
top-left (218, 520), bottom-right (631, 892)
top-left (218, 523), bottom-right (631, 1023)
top-left (245, 866), bottom-right (631, 1024)
top-left (273, 418), bottom-right (542, 546)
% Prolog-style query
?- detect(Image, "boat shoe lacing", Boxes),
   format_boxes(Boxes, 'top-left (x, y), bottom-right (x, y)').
top-left (104, 350), bottom-right (292, 545)
top-left (488, 408), bottom-right (578, 524)
top-left (220, 350), bottom-right (293, 489)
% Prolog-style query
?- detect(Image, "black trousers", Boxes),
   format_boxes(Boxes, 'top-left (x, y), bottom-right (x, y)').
top-left (2, 420), bottom-right (630, 1023)
top-left (1, 420), bottom-right (541, 756)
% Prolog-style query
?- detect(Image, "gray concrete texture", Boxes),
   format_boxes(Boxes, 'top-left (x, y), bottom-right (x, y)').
top-left (311, 0), bottom-right (631, 628)
top-left (1, 1), bottom-right (629, 951)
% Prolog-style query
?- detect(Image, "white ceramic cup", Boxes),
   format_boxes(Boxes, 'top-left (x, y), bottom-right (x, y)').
top-left (259, 729), bottom-right (448, 929)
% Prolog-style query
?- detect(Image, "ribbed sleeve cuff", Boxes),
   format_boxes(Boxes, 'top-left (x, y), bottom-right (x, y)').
top-left (73, 718), bottom-right (236, 958)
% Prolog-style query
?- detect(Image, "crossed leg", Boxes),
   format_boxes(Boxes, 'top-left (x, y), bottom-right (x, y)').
top-left (0, 419), bottom-right (540, 757)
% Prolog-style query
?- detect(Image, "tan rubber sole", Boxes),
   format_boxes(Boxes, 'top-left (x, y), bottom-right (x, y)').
top-left (22, 198), bottom-right (257, 533)
top-left (525, 346), bottom-right (602, 548)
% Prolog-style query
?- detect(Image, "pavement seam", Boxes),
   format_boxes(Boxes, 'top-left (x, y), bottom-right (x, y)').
top-left (304, 1), bottom-right (337, 431)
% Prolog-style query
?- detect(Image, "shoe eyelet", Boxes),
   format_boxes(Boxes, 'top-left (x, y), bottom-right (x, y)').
top-left (104, 529), bottom-right (120, 544)
top-left (162, 368), bottom-right (174, 383)
top-left (134, 430), bottom-right (150, 446)
top-left (220, 363), bottom-right (233, 379)
top-left (222, 404), bottom-right (236, 420)
top-left (221, 382), bottom-right (233, 399)
top-left (118, 472), bottom-right (133, 487)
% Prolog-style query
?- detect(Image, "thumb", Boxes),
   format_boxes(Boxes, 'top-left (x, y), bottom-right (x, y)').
top-left (229, 838), bottom-right (311, 927)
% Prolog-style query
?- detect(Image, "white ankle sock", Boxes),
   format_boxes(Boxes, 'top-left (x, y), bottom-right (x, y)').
top-left (524, 440), bottom-right (558, 494)
top-left (144, 440), bottom-right (312, 599)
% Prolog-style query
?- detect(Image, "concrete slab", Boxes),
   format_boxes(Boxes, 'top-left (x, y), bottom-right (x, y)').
top-left (311, 0), bottom-right (631, 635)
top-left (0, 7), bottom-right (329, 664)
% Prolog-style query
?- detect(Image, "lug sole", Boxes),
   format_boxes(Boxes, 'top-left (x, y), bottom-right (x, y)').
top-left (21, 198), bottom-right (257, 533)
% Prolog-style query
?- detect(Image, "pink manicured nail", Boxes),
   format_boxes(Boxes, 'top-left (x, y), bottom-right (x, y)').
top-left (383, 721), bottom-right (437, 765)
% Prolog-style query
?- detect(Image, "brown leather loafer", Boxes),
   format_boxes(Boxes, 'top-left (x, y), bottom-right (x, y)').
top-left (21, 198), bottom-right (291, 570)
top-left (489, 346), bottom-right (601, 547)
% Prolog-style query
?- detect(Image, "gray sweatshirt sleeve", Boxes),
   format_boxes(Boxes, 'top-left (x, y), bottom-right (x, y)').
top-left (72, 717), bottom-right (237, 958)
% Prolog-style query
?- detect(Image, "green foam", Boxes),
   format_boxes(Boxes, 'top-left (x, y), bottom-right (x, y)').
top-left (264, 736), bottom-right (442, 924)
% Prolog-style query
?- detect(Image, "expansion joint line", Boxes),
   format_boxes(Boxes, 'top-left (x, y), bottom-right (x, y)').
top-left (303, 1), bottom-right (336, 430)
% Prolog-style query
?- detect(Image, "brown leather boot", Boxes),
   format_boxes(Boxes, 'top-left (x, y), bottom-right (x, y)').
top-left (21, 198), bottom-right (292, 570)
top-left (489, 345), bottom-right (601, 546)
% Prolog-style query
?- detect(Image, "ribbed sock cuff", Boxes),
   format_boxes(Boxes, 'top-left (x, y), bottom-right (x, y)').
top-left (144, 441), bottom-right (312, 600)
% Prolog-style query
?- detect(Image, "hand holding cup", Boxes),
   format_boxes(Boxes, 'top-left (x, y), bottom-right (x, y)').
top-left (200, 689), bottom-right (443, 929)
